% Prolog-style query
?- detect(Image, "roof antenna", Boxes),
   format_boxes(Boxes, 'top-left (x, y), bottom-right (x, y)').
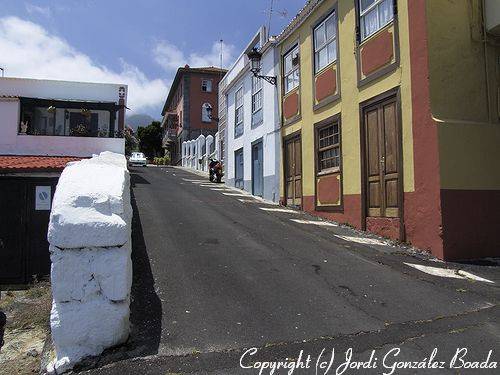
top-left (265, 0), bottom-right (288, 37)
top-left (219, 39), bottom-right (223, 70)
top-left (267, 0), bottom-right (274, 36)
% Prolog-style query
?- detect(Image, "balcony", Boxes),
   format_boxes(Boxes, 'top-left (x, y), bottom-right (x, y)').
top-left (1, 97), bottom-right (125, 157)
top-left (18, 97), bottom-right (122, 138)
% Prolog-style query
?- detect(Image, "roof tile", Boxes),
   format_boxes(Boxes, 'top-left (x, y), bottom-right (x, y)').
top-left (0, 155), bottom-right (82, 173)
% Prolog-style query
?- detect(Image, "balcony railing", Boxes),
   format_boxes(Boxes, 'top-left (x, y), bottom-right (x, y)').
top-left (18, 97), bottom-right (122, 138)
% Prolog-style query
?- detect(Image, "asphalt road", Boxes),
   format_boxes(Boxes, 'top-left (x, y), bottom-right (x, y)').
top-left (83, 166), bottom-right (500, 375)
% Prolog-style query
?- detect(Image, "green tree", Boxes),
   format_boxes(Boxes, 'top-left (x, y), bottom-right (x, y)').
top-left (121, 126), bottom-right (138, 156)
top-left (137, 121), bottom-right (163, 158)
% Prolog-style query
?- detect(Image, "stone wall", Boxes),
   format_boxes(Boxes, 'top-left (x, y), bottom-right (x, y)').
top-left (46, 152), bottom-right (132, 374)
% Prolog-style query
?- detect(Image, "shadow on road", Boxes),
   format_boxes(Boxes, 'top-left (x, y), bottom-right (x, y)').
top-left (128, 189), bottom-right (162, 355)
top-left (131, 172), bottom-right (150, 186)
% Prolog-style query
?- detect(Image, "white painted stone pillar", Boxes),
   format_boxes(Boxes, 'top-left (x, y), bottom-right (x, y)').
top-left (190, 140), bottom-right (196, 169)
top-left (214, 131), bottom-right (220, 161)
top-left (186, 140), bottom-right (193, 168)
top-left (205, 135), bottom-right (214, 171)
top-left (46, 152), bottom-right (132, 374)
top-left (181, 141), bottom-right (187, 167)
top-left (196, 135), bottom-right (205, 171)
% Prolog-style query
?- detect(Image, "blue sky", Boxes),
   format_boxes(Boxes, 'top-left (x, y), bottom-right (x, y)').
top-left (0, 0), bottom-right (305, 117)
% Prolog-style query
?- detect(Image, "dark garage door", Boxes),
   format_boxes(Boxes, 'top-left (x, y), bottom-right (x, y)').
top-left (0, 177), bottom-right (58, 284)
top-left (0, 180), bottom-right (26, 283)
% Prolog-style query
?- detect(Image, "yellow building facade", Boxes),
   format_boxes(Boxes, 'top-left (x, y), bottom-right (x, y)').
top-left (276, 0), bottom-right (500, 260)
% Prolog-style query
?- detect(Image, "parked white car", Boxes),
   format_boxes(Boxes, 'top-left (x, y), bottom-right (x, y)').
top-left (129, 152), bottom-right (147, 167)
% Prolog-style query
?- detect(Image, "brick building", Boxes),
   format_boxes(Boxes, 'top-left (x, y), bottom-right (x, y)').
top-left (161, 65), bottom-right (226, 164)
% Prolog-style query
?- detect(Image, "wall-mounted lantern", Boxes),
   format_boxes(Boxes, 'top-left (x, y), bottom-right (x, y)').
top-left (246, 47), bottom-right (277, 86)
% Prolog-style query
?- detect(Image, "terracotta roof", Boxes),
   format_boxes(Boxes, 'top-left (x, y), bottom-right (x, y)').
top-left (186, 66), bottom-right (227, 73)
top-left (0, 155), bottom-right (82, 173)
top-left (276, 0), bottom-right (323, 44)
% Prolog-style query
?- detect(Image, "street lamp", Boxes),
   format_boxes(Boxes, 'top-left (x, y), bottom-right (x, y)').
top-left (246, 48), bottom-right (277, 86)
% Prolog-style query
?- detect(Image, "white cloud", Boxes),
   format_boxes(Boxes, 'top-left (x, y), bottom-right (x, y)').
top-left (25, 3), bottom-right (52, 17)
top-left (154, 40), bottom-right (236, 72)
top-left (0, 16), bottom-right (168, 113)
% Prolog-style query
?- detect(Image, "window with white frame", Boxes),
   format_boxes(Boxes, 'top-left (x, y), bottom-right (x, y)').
top-left (202, 102), bottom-right (212, 122)
top-left (314, 12), bottom-right (337, 73)
top-left (234, 87), bottom-right (244, 137)
top-left (359, 0), bottom-right (394, 41)
top-left (201, 79), bottom-right (212, 92)
top-left (251, 76), bottom-right (263, 127)
top-left (283, 45), bottom-right (300, 94)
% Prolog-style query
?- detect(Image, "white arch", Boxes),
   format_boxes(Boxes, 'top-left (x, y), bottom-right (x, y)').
top-left (206, 135), bottom-right (214, 156)
top-left (181, 141), bottom-right (187, 167)
top-left (190, 140), bottom-right (196, 168)
top-left (196, 135), bottom-right (206, 170)
top-left (214, 131), bottom-right (220, 161)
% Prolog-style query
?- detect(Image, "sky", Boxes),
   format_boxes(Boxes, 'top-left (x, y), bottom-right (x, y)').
top-left (0, 0), bottom-right (305, 118)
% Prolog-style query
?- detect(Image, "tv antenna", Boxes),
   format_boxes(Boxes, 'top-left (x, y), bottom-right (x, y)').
top-left (264, 0), bottom-right (288, 36)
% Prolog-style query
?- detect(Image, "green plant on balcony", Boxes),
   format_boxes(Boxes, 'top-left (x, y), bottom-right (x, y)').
top-left (70, 124), bottom-right (90, 137)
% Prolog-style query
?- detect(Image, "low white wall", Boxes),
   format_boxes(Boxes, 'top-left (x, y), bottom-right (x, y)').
top-left (46, 151), bottom-right (132, 374)
top-left (2, 134), bottom-right (124, 157)
top-left (182, 132), bottom-right (220, 172)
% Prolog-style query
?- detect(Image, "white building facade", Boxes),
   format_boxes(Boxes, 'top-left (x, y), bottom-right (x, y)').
top-left (222, 27), bottom-right (280, 202)
top-left (0, 77), bottom-right (126, 157)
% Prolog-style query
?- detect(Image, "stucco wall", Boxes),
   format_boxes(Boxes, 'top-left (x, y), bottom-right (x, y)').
top-left (425, 0), bottom-right (500, 259)
top-left (426, 0), bottom-right (500, 191)
top-left (278, 0), bottom-right (414, 215)
top-left (279, 0), bottom-right (415, 199)
top-left (188, 73), bottom-right (223, 135)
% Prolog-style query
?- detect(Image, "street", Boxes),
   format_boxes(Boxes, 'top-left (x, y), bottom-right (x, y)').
top-left (84, 166), bottom-right (499, 374)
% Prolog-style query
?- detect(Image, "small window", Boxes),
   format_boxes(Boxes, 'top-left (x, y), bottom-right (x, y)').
top-left (202, 79), bottom-right (212, 92)
top-left (202, 103), bottom-right (212, 122)
top-left (314, 12), bottom-right (337, 73)
top-left (234, 87), bottom-right (244, 137)
top-left (359, 0), bottom-right (394, 41)
top-left (251, 76), bottom-right (263, 127)
top-left (283, 45), bottom-right (300, 94)
top-left (317, 123), bottom-right (340, 173)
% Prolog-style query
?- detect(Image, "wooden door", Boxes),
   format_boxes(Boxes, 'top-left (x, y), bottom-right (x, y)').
top-left (284, 135), bottom-right (302, 206)
top-left (364, 97), bottom-right (400, 218)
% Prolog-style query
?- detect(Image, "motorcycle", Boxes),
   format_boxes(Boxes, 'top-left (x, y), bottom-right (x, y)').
top-left (209, 158), bottom-right (224, 183)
